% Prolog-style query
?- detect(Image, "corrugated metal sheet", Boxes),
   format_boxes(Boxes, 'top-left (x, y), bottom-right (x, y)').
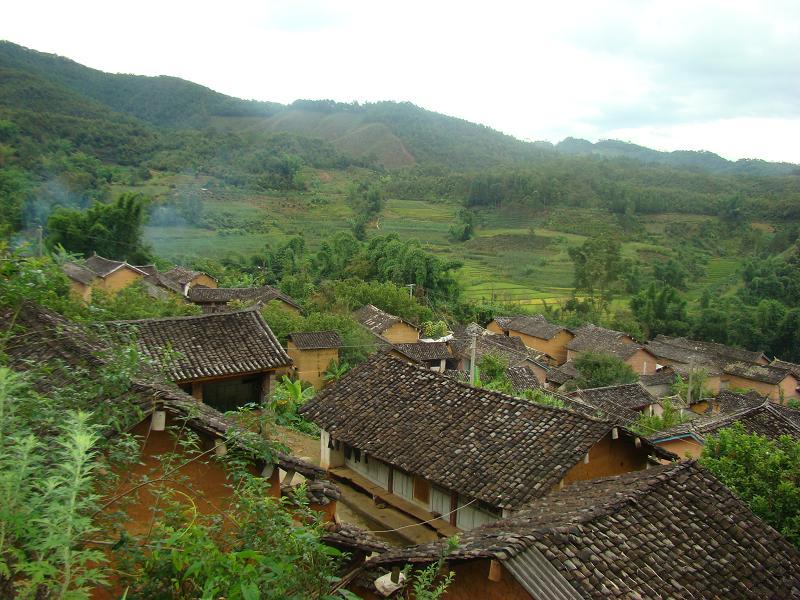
top-left (504, 547), bottom-right (583, 600)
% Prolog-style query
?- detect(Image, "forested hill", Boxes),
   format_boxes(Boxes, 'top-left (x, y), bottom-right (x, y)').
top-left (3, 40), bottom-right (796, 174)
top-left (553, 137), bottom-right (800, 177)
top-left (0, 41), bottom-right (281, 128)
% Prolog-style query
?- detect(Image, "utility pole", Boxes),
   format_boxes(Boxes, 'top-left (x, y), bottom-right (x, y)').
top-left (469, 331), bottom-right (477, 386)
top-left (36, 226), bottom-right (43, 257)
top-left (405, 283), bottom-right (415, 298)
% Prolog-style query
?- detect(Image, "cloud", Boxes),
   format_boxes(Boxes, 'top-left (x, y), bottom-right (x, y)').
top-left (1, 0), bottom-right (799, 161)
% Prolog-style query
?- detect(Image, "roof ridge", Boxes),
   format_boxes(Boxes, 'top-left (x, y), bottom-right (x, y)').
top-left (388, 353), bottom-right (618, 424)
top-left (111, 305), bottom-right (261, 324)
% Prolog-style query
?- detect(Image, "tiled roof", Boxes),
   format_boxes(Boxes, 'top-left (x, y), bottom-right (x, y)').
top-left (571, 383), bottom-right (656, 424)
top-left (392, 341), bottom-right (451, 362)
top-left (450, 324), bottom-right (546, 371)
top-left (640, 368), bottom-right (678, 387)
top-left (288, 330), bottom-right (343, 350)
top-left (772, 358), bottom-right (800, 378)
top-left (545, 360), bottom-right (580, 386)
top-left (187, 285), bottom-right (301, 310)
top-left (724, 361), bottom-right (794, 384)
top-left (505, 315), bottom-right (567, 340)
top-left (650, 400), bottom-right (800, 442)
top-left (83, 255), bottom-right (146, 278)
top-left (300, 355), bottom-right (670, 508)
top-left (575, 382), bottom-right (657, 410)
top-left (321, 522), bottom-right (390, 555)
top-left (505, 365), bottom-right (541, 393)
top-left (566, 324), bottom-right (640, 359)
top-left (646, 334), bottom-right (766, 369)
top-left (62, 262), bottom-right (98, 286)
top-left (490, 316), bottom-right (514, 329)
top-left (352, 304), bottom-right (417, 335)
top-left (366, 461), bottom-right (800, 599)
top-left (161, 266), bottom-right (213, 287)
top-left (108, 308), bottom-right (291, 382)
top-left (704, 389), bottom-right (765, 415)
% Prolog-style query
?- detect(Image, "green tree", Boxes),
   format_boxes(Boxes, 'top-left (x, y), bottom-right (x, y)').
top-left (569, 352), bottom-right (638, 389)
top-left (568, 237), bottom-right (624, 301)
top-left (46, 193), bottom-right (152, 262)
top-left (630, 282), bottom-right (689, 338)
top-left (700, 423), bottom-right (800, 548)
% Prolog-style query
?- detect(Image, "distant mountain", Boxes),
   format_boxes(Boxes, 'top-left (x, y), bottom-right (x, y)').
top-left (0, 40), bottom-right (797, 175)
top-left (0, 41), bottom-right (281, 128)
top-left (555, 137), bottom-right (800, 177)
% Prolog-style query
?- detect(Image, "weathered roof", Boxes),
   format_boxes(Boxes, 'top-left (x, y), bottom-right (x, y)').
top-left (724, 361), bottom-right (795, 385)
top-left (321, 522), bottom-right (390, 555)
top-left (505, 315), bottom-right (568, 340)
top-left (650, 400), bottom-right (800, 443)
top-left (640, 367), bottom-right (678, 387)
top-left (83, 254), bottom-right (149, 278)
top-left (288, 330), bottom-right (343, 350)
top-left (366, 461), bottom-right (800, 599)
top-left (352, 304), bottom-right (416, 335)
top-left (646, 334), bottom-right (767, 369)
top-left (772, 358), bottom-right (800, 378)
top-left (490, 315), bottom-right (514, 329)
top-left (108, 308), bottom-right (292, 382)
top-left (571, 383), bottom-right (657, 424)
top-left (187, 285), bottom-right (301, 310)
top-left (704, 389), bottom-right (765, 415)
top-left (300, 355), bottom-right (670, 508)
top-left (565, 324), bottom-right (641, 359)
top-left (545, 360), bottom-right (580, 386)
top-left (62, 261), bottom-right (98, 286)
top-left (392, 341), bottom-right (451, 362)
top-left (505, 365), bottom-right (541, 393)
top-left (575, 382), bottom-right (657, 410)
top-left (161, 266), bottom-right (214, 287)
top-left (450, 324), bottom-right (547, 372)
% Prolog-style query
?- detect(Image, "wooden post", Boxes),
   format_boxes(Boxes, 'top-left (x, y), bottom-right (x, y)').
top-left (450, 493), bottom-right (459, 526)
top-left (469, 332), bottom-right (477, 385)
top-left (488, 559), bottom-right (502, 582)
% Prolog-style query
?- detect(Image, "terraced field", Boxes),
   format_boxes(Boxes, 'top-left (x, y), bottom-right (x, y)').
top-left (132, 169), bottom-right (738, 307)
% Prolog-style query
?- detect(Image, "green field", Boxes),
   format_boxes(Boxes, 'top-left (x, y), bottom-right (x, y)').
top-left (132, 169), bottom-right (738, 307)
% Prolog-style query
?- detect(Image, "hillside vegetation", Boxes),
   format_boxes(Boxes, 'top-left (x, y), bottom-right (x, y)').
top-left (2, 40), bottom-right (800, 358)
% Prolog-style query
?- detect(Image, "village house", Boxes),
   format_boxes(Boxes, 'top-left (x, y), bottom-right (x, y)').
top-left (353, 304), bottom-right (420, 344)
top-left (300, 355), bottom-right (672, 535)
top-left (160, 265), bottom-right (218, 294)
top-left (2, 302), bottom-right (341, 531)
top-left (108, 308), bottom-right (293, 412)
top-left (487, 315), bottom-right (574, 364)
top-left (286, 330), bottom-right (343, 389)
top-left (187, 284), bottom-right (302, 314)
top-left (449, 323), bottom-right (549, 387)
top-left (722, 361), bottom-right (799, 402)
top-left (687, 388), bottom-right (765, 416)
top-left (648, 399), bottom-right (800, 459)
top-left (62, 254), bottom-right (220, 302)
top-left (645, 334), bottom-right (770, 394)
top-left (639, 367), bottom-right (679, 398)
top-left (63, 254), bottom-right (153, 302)
top-left (566, 323), bottom-right (658, 375)
top-left (568, 382), bottom-right (664, 424)
top-left (353, 461), bottom-right (800, 600)
top-left (390, 341), bottom-right (452, 372)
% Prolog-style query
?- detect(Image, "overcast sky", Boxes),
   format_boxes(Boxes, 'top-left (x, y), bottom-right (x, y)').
top-left (3, 0), bottom-right (799, 162)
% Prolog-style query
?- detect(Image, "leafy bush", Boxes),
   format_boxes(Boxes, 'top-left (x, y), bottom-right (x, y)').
top-left (700, 423), bottom-right (800, 548)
